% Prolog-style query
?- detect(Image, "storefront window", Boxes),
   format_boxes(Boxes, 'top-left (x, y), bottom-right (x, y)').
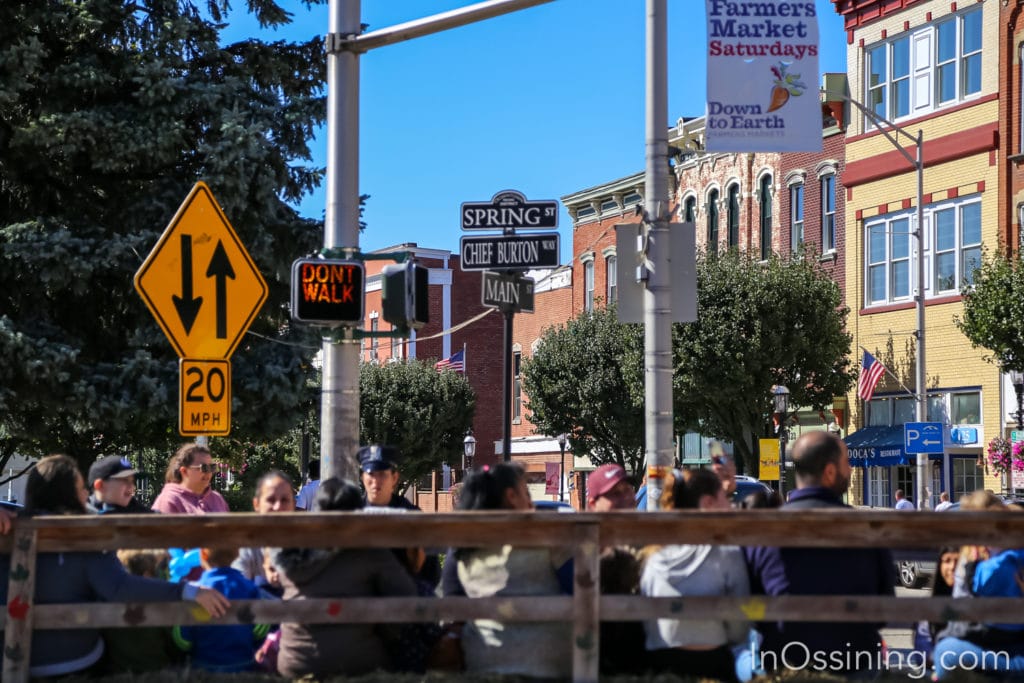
top-left (951, 392), bottom-right (981, 424)
top-left (952, 457), bottom-right (985, 502)
top-left (868, 467), bottom-right (890, 507)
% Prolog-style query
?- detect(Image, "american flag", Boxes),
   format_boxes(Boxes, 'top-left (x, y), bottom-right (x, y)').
top-left (435, 349), bottom-right (465, 373)
top-left (857, 350), bottom-right (887, 402)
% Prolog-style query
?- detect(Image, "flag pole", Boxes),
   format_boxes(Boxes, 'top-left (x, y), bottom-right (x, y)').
top-left (859, 346), bottom-right (915, 398)
top-left (463, 342), bottom-right (468, 379)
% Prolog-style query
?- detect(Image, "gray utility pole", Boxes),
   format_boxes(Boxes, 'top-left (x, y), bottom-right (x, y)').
top-left (823, 89), bottom-right (927, 509)
top-left (643, 0), bottom-right (674, 510)
top-left (320, 0), bottom-right (555, 482)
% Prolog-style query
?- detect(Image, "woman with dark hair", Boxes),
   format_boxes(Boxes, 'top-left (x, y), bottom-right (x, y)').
top-left (272, 477), bottom-right (417, 678)
top-left (451, 463), bottom-right (573, 679)
top-left (232, 470), bottom-right (296, 588)
top-left (0, 454), bottom-right (229, 678)
top-left (151, 443), bottom-right (229, 514)
top-left (640, 468), bottom-right (750, 683)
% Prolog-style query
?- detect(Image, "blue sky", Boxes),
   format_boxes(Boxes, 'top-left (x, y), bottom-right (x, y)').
top-left (223, 1), bottom-right (848, 262)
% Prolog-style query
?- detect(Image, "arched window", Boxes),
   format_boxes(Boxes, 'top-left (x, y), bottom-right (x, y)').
top-left (606, 255), bottom-right (617, 303)
top-left (760, 175), bottom-right (773, 260)
top-left (707, 189), bottom-right (720, 253)
top-left (684, 196), bottom-right (697, 223)
top-left (728, 184), bottom-right (740, 248)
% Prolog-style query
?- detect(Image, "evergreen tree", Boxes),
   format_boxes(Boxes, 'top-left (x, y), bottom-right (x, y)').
top-left (0, 0), bottom-right (327, 471)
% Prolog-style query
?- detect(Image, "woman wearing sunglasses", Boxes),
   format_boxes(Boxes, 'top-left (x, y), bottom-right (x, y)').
top-left (151, 444), bottom-right (230, 514)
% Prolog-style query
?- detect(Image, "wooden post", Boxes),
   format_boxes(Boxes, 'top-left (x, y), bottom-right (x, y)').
top-left (3, 525), bottom-right (38, 683)
top-left (571, 521), bottom-right (600, 683)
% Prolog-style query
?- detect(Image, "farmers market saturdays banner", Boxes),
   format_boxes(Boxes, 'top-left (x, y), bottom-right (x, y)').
top-left (705, 0), bottom-right (821, 152)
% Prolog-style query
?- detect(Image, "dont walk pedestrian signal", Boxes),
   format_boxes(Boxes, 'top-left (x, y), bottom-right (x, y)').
top-left (291, 258), bottom-right (365, 325)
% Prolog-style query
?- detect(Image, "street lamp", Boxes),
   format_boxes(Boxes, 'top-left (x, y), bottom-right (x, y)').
top-left (556, 433), bottom-right (568, 502)
top-left (463, 433), bottom-right (476, 471)
top-left (773, 385), bottom-right (790, 500)
top-left (1011, 370), bottom-right (1024, 431)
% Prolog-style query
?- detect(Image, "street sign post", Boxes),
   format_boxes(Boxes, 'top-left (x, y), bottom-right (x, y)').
top-left (904, 422), bottom-right (945, 454)
top-left (461, 190), bottom-right (558, 231)
top-left (482, 272), bottom-right (534, 313)
top-left (459, 233), bottom-right (559, 271)
top-left (179, 359), bottom-right (230, 436)
top-left (135, 181), bottom-right (268, 359)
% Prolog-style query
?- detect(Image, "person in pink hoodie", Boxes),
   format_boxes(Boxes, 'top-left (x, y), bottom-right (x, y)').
top-left (152, 443), bottom-right (229, 514)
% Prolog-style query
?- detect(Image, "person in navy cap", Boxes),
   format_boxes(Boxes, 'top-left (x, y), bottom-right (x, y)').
top-left (357, 445), bottom-right (419, 511)
top-left (356, 445), bottom-right (441, 590)
top-left (87, 455), bottom-right (151, 514)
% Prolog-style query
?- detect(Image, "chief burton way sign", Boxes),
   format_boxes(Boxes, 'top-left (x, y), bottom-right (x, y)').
top-left (460, 233), bottom-right (559, 271)
top-left (461, 190), bottom-right (558, 231)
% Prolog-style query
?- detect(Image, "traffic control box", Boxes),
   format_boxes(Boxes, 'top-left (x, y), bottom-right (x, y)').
top-left (291, 258), bottom-right (365, 325)
top-left (381, 261), bottom-right (429, 331)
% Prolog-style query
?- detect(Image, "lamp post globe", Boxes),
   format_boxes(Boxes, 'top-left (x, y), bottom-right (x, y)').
top-left (773, 385), bottom-right (790, 500)
top-left (556, 433), bottom-right (568, 502)
top-left (1011, 370), bottom-right (1024, 431)
top-left (463, 433), bottom-right (476, 471)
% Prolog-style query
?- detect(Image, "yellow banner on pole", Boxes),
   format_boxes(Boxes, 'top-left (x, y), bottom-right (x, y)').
top-left (759, 439), bottom-right (780, 481)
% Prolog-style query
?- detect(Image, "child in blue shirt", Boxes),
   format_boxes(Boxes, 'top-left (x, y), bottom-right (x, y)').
top-left (173, 548), bottom-right (269, 672)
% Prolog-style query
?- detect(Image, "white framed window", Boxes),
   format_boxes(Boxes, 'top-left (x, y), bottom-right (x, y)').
top-left (727, 183), bottom-right (741, 248)
top-left (868, 467), bottom-right (891, 508)
top-left (790, 183), bottom-right (804, 252)
top-left (606, 256), bottom-right (617, 303)
top-left (684, 195), bottom-right (697, 223)
top-left (864, 7), bottom-right (982, 125)
top-left (933, 201), bottom-right (981, 294)
top-left (584, 260), bottom-right (595, 312)
top-left (370, 318), bottom-right (379, 361)
top-left (707, 188), bottom-right (720, 252)
top-left (864, 197), bottom-right (980, 307)
top-left (759, 174), bottom-right (773, 260)
top-left (821, 174), bottom-right (836, 253)
top-left (952, 457), bottom-right (985, 502)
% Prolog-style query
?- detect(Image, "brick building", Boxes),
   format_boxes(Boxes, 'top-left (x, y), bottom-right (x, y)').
top-left (833, 0), bottom-right (1001, 504)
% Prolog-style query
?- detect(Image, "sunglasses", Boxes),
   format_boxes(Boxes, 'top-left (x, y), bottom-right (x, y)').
top-left (711, 455), bottom-right (728, 466)
top-left (185, 463), bottom-right (217, 473)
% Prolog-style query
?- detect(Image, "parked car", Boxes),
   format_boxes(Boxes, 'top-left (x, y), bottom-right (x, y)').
top-left (732, 476), bottom-right (774, 504)
top-left (534, 500), bottom-right (575, 513)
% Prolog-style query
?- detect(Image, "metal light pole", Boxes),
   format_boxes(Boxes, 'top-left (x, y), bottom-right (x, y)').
top-left (822, 88), bottom-right (927, 509)
top-left (557, 433), bottom-right (568, 502)
top-left (642, 0), bottom-right (674, 510)
top-left (773, 385), bottom-right (790, 500)
top-left (319, 0), bottom-right (556, 482)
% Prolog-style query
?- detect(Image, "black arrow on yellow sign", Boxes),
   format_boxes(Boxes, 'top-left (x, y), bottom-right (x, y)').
top-left (206, 240), bottom-right (236, 339)
top-left (172, 234), bottom-right (203, 334)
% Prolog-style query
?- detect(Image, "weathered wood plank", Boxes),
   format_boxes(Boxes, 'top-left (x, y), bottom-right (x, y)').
top-left (572, 523), bottom-right (600, 683)
top-left (2, 526), bottom-right (37, 683)
top-left (0, 510), bottom-right (1021, 553)
top-left (22, 596), bottom-right (1023, 629)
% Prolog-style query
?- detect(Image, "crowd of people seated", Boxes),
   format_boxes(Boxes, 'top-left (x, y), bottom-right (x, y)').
top-left (1, 432), bottom-right (1022, 681)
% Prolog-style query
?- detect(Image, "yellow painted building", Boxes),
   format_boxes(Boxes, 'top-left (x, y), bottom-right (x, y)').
top-left (834, 0), bottom-right (1002, 505)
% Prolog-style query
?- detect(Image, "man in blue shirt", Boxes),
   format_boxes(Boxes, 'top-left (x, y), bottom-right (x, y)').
top-left (744, 431), bottom-right (896, 676)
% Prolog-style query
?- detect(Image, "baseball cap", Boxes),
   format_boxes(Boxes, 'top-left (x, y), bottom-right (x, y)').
top-left (587, 464), bottom-right (629, 500)
top-left (88, 456), bottom-right (137, 485)
top-left (357, 445), bottom-right (401, 473)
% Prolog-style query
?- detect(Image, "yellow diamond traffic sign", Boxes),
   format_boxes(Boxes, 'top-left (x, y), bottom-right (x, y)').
top-left (135, 182), bottom-right (268, 359)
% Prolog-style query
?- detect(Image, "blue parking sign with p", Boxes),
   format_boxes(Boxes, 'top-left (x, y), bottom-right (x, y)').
top-left (904, 422), bottom-right (944, 454)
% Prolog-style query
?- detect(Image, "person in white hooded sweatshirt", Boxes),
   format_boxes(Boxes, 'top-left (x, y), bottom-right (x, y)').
top-left (640, 468), bottom-right (750, 683)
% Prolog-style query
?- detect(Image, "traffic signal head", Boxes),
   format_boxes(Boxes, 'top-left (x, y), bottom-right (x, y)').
top-left (381, 261), bottom-right (429, 331)
top-left (290, 258), bottom-right (365, 325)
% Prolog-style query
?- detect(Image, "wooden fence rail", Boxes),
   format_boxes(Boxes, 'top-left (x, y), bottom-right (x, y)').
top-left (3, 510), bottom-right (1024, 683)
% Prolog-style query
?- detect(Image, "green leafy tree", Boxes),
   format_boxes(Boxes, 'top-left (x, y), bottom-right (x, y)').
top-left (956, 248), bottom-right (1024, 372)
top-left (360, 360), bottom-right (475, 494)
top-left (673, 250), bottom-right (856, 475)
top-left (522, 306), bottom-right (645, 473)
top-left (0, 0), bottom-right (328, 472)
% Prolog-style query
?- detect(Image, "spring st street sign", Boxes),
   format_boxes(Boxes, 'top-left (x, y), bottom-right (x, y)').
top-left (135, 182), bottom-right (268, 359)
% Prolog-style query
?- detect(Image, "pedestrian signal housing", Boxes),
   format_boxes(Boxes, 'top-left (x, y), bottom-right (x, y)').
top-left (291, 258), bottom-right (365, 325)
top-left (381, 261), bottom-right (429, 331)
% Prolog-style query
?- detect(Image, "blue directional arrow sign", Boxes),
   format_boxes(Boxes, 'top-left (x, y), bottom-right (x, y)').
top-left (904, 422), bottom-right (945, 454)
